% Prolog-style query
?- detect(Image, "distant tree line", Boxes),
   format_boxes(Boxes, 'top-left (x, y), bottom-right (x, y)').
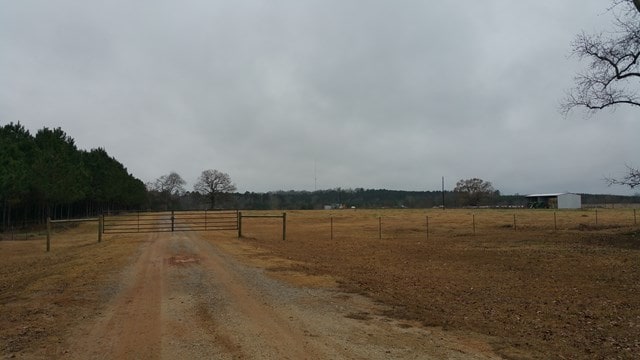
top-left (580, 193), bottom-right (640, 206)
top-left (165, 188), bottom-right (640, 211)
top-left (0, 123), bottom-right (146, 230)
top-left (208, 190), bottom-right (638, 210)
top-left (144, 172), bottom-right (640, 211)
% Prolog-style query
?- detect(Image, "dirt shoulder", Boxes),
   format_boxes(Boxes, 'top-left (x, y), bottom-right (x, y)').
top-left (0, 225), bottom-right (146, 358)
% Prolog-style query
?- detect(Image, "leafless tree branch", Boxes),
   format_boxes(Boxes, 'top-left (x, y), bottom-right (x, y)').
top-left (561, 0), bottom-right (640, 116)
top-left (606, 165), bottom-right (640, 188)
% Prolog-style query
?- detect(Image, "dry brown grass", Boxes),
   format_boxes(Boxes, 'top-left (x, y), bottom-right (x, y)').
top-left (2, 209), bottom-right (639, 359)
top-left (0, 222), bottom-right (146, 356)
top-left (238, 209), bottom-right (640, 359)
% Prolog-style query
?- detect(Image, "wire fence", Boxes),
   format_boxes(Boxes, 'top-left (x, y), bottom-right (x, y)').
top-left (3, 208), bottom-right (638, 246)
top-left (0, 222), bottom-right (48, 241)
top-left (254, 208), bottom-right (640, 242)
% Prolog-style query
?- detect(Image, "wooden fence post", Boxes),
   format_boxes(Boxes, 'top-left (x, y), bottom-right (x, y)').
top-left (46, 217), bottom-right (51, 252)
top-left (282, 212), bottom-right (286, 241)
top-left (98, 216), bottom-right (103, 243)
top-left (330, 216), bottom-right (333, 240)
top-left (238, 212), bottom-right (242, 238)
top-left (472, 214), bottom-right (476, 235)
top-left (426, 216), bottom-right (429, 240)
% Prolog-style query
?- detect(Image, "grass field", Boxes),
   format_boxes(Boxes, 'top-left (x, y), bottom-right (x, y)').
top-left (1, 208), bottom-right (639, 359)
top-left (0, 223), bottom-right (145, 356)
top-left (237, 208), bottom-right (640, 359)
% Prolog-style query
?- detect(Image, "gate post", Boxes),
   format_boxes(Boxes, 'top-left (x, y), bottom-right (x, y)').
top-left (282, 212), bottom-right (286, 241)
top-left (238, 212), bottom-right (243, 238)
top-left (171, 210), bottom-right (175, 232)
top-left (46, 217), bottom-right (51, 252)
top-left (98, 216), bottom-right (103, 243)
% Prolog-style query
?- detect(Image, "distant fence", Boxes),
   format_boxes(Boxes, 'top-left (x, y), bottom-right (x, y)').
top-left (262, 209), bottom-right (640, 242)
top-left (238, 212), bottom-right (286, 240)
top-left (47, 217), bottom-right (102, 252)
top-left (0, 221), bottom-right (47, 241)
top-left (8, 209), bottom-right (638, 251)
top-left (583, 203), bottom-right (640, 209)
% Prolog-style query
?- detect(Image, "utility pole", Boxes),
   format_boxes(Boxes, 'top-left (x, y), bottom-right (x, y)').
top-left (442, 176), bottom-right (445, 210)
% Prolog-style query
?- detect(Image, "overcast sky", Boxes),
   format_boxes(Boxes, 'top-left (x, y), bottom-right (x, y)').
top-left (1, 1), bottom-right (639, 195)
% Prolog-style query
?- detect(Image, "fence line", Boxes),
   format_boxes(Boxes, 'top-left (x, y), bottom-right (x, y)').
top-left (290, 209), bottom-right (640, 241)
top-left (21, 209), bottom-right (639, 250)
top-left (238, 212), bottom-right (287, 241)
top-left (0, 222), bottom-right (46, 241)
top-left (47, 216), bottom-right (102, 252)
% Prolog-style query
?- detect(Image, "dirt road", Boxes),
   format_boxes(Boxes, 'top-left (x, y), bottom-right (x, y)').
top-left (60, 231), bottom-right (499, 359)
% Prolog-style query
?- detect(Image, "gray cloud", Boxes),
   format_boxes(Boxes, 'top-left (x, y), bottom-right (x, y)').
top-left (1, 0), bottom-right (638, 195)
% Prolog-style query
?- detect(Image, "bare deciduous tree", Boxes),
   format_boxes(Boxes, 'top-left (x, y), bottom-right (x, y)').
top-left (561, 0), bottom-right (640, 115)
top-left (152, 172), bottom-right (186, 196)
top-left (194, 169), bottom-right (236, 209)
top-left (453, 178), bottom-right (497, 207)
top-left (149, 171), bottom-right (186, 210)
top-left (606, 165), bottom-right (640, 188)
top-left (562, 1), bottom-right (640, 189)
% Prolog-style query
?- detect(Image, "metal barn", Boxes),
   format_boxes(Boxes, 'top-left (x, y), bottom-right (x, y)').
top-left (525, 193), bottom-right (582, 209)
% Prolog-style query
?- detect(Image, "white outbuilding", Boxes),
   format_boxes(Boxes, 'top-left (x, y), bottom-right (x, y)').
top-left (525, 193), bottom-right (582, 209)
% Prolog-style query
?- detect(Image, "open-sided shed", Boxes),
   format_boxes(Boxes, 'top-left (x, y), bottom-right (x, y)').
top-left (525, 193), bottom-right (582, 209)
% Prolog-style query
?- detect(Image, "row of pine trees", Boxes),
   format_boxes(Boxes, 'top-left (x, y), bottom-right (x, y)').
top-left (0, 122), bottom-right (146, 230)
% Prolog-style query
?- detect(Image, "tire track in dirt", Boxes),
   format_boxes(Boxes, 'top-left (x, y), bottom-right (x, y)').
top-left (177, 231), bottom-right (323, 359)
top-left (64, 231), bottom-right (315, 359)
top-left (65, 232), bottom-right (165, 359)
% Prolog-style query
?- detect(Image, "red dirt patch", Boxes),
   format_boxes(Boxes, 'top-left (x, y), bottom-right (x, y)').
top-left (167, 255), bottom-right (200, 266)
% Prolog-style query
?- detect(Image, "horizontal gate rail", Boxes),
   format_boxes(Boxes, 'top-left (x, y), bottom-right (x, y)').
top-left (50, 217), bottom-right (99, 223)
top-left (102, 212), bottom-right (171, 234)
top-left (238, 212), bottom-right (287, 241)
top-left (46, 216), bottom-right (103, 252)
top-left (102, 210), bottom-right (239, 234)
top-left (174, 210), bottom-right (238, 231)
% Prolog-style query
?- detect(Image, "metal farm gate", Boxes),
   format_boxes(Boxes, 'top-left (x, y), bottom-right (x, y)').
top-left (102, 210), bottom-right (239, 234)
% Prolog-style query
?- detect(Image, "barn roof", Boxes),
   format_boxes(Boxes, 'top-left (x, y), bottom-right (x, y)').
top-left (525, 193), bottom-right (576, 198)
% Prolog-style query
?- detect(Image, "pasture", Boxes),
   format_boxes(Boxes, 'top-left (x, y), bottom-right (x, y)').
top-left (1, 208), bottom-right (639, 359)
top-left (236, 208), bottom-right (640, 359)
